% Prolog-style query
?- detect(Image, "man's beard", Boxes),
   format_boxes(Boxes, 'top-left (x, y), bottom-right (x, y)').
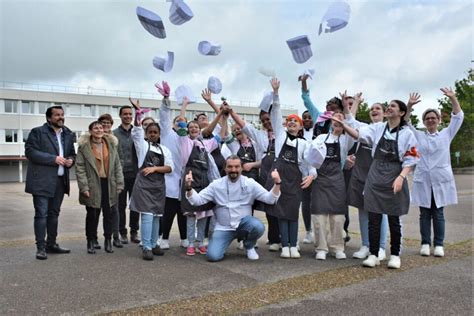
top-left (228, 172), bottom-right (239, 181)
top-left (51, 120), bottom-right (64, 128)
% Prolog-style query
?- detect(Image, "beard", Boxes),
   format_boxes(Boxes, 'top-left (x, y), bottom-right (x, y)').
top-left (228, 172), bottom-right (240, 181)
top-left (51, 119), bottom-right (64, 128)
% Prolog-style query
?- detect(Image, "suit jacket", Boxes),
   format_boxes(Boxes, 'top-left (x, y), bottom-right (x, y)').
top-left (25, 123), bottom-right (76, 197)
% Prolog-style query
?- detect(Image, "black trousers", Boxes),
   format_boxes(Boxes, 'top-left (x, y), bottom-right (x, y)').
top-left (266, 213), bottom-right (281, 244)
top-left (95, 203), bottom-right (119, 239)
top-left (343, 168), bottom-right (352, 234)
top-left (369, 212), bottom-right (402, 256)
top-left (160, 198), bottom-right (187, 240)
top-left (86, 179), bottom-right (113, 240)
top-left (301, 185), bottom-right (312, 232)
top-left (118, 176), bottom-right (139, 235)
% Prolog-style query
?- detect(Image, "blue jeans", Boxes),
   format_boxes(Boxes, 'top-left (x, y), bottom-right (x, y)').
top-left (358, 208), bottom-right (388, 249)
top-left (33, 177), bottom-right (65, 249)
top-left (186, 216), bottom-right (206, 246)
top-left (207, 216), bottom-right (265, 262)
top-left (140, 213), bottom-right (160, 250)
top-left (419, 193), bottom-right (445, 246)
top-left (278, 219), bottom-right (298, 247)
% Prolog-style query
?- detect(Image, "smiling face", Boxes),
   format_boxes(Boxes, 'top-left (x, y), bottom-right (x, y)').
top-left (423, 110), bottom-right (440, 132)
top-left (385, 101), bottom-right (406, 120)
top-left (369, 103), bottom-right (385, 123)
top-left (225, 158), bottom-right (242, 182)
top-left (141, 117), bottom-right (155, 130)
top-left (260, 112), bottom-right (272, 131)
top-left (231, 124), bottom-right (246, 141)
top-left (89, 123), bottom-right (104, 139)
top-left (48, 108), bottom-right (65, 128)
top-left (187, 121), bottom-right (201, 139)
top-left (286, 116), bottom-right (302, 135)
top-left (100, 119), bottom-right (112, 133)
top-left (302, 111), bottom-right (313, 129)
top-left (196, 114), bottom-right (209, 129)
top-left (331, 112), bottom-right (345, 135)
top-left (119, 107), bottom-right (133, 125)
top-left (146, 124), bottom-right (160, 143)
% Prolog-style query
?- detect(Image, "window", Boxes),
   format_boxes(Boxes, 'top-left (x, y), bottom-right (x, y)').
top-left (4, 100), bottom-right (17, 113)
top-left (83, 104), bottom-right (95, 117)
top-left (97, 105), bottom-right (109, 115)
top-left (22, 129), bottom-right (30, 143)
top-left (111, 106), bottom-right (120, 118)
top-left (38, 102), bottom-right (50, 114)
top-left (21, 101), bottom-right (34, 114)
top-left (5, 129), bottom-right (18, 143)
top-left (68, 103), bottom-right (81, 116)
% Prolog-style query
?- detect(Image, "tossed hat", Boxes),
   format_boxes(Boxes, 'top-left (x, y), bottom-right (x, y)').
top-left (152, 51), bottom-right (174, 72)
top-left (175, 85), bottom-right (197, 105)
top-left (302, 68), bottom-right (316, 79)
top-left (259, 91), bottom-right (274, 113)
top-left (319, 1), bottom-right (351, 35)
top-left (286, 35), bottom-right (313, 64)
top-left (198, 41), bottom-right (221, 56)
top-left (136, 6), bottom-right (166, 39)
top-left (258, 67), bottom-right (276, 78)
top-left (207, 76), bottom-right (222, 94)
top-left (168, 0), bottom-right (193, 25)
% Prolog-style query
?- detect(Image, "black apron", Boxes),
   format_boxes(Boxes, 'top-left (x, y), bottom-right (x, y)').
top-left (264, 134), bottom-right (302, 221)
top-left (311, 134), bottom-right (347, 215)
top-left (364, 125), bottom-right (410, 216)
top-left (180, 141), bottom-right (216, 213)
top-left (347, 143), bottom-right (373, 209)
top-left (237, 140), bottom-right (259, 181)
top-left (313, 120), bottom-right (331, 138)
top-left (254, 137), bottom-right (275, 212)
top-left (211, 147), bottom-right (226, 177)
top-left (129, 143), bottom-right (166, 215)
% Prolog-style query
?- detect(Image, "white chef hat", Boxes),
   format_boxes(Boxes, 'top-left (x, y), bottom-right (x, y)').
top-left (207, 76), bottom-right (222, 94)
top-left (168, 0), bottom-right (193, 25)
top-left (286, 35), bottom-right (313, 64)
top-left (319, 1), bottom-right (351, 35)
top-left (259, 91), bottom-right (274, 113)
top-left (175, 85), bottom-right (197, 105)
top-left (258, 67), bottom-right (276, 78)
top-left (152, 51), bottom-right (174, 72)
top-left (302, 68), bottom-right (316, 79)
top-left (198, 41), bottom-right (222, 56)
top-left (136, 6), bottom-right (166, 39)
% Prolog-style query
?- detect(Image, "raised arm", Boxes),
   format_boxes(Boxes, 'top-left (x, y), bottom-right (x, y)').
top-left (300, 75), bottom-right (321, 120)
top-left (201, 104), bottom-right (226, 138)
top-left (351, 92), bottom-right (364, 117)
top-left (440, 87), bottom-right (464, 141)
top-left (270, 78), bottom-right (283, 136)
top-left (201, 88), bottom-right (219, 114)
top-left (405, 92), bottom-right (421, 123)
top-left (331, 116), bottom-right (359, 140)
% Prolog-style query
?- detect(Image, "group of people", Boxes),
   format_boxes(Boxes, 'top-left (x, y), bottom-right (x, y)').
top-left (25, 76), bottom-right (463, 269)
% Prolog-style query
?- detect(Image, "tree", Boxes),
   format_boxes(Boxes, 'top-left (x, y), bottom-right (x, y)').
top-left (437, 68), bottom-right (473, 167)
top-left (355, 101), bottom-right (420, 126)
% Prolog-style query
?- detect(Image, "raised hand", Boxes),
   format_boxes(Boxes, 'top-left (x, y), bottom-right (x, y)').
top-left (201, 88), bottom-right (212, 103)
top-left (155, 81), bottom-right (170, 97)
top-left (440, 87), bottom-right (455, 98)
top-left (129, 97), bottom-right (140, 110)
top-left (271, 168), bottom-right (281, 183)
top-left (298, 74), bottom-right (309, 82)
top-left (185, 170), bottom-right (193, 188)
top-left (339, 90), bottom-right (348, 101)
top-left (270, 78), bottom-right (280, 92)
top-left (354, 92), bottom-right (364, 104)
top-left (407, 92), bottom-right (421, 107)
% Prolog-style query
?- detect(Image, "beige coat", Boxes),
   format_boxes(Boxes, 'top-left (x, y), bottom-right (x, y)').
top-left (75, 133), bottom-right (124, 208)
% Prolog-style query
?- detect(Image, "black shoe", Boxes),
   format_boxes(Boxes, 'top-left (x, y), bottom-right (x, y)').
top-left (92, 239), bottom-right (101, 249)
top-left (344, 233), bottom-right (351, 244)
top-left (36, 248), bottom-right (47, 260)
top-left (104, 239), bottom-right (114, 253)
top-left (142, 249), bottom-right (153, 261)
top-left (130, 232), bottom-right (140, 244)
top-left (120, 234), bottom-right (129, 245)
top-left (87, 240), bottom-right (96, 254)
top-left (113, 237), bottom-right (123, 248)
top-left (152, 246), bottom-right (164, 256)
top-left (46, 244), bottom-right (71, 254)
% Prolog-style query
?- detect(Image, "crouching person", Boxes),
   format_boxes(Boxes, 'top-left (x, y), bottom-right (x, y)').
top-left (185, 155), bottom-right (281, 262)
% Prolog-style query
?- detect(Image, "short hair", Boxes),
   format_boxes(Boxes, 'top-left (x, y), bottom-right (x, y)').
top-left (145, 122), bottom-right (161, 134)
top-left (98, 113), bottom-right (114, 125)
top-left (225, 154), bottom-right (242, 166)
top-left (327, 97), bottom-right (343, 111)
top-left (119, 105), bottom-right (132, 116)
top-left (45, 105), bottom-right (63, 119)
top-left (422, 108), bottom-right (441, 121)
top-left (88, 120), bottom-right (102, 131)
top-left (195, 112), bottom-right (207, 121)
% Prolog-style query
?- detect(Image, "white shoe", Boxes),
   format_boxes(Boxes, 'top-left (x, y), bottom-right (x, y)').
top-left (303, 231), bottom-right (314, 244)
top-left (290, 247), bottom-right (301, 258)
top-left (280, 247), bottom-right (290, 258)
top-left (335, 251), bottom-right (347, 260)
top-left (434, 246), bottom-right (444, 257)
top-left (353, 246), bottom-right (370, 259)
top-left (237, 241), bottom-right (244, 250)
top-left (180, 239), bottom-right (189, 248)
top-left (247, 248), bottom-right (259, 260)
top-left (362, 255), bottom-right (380, 268)
top-left (420, 244), bottom-right (430, 256)
top-left (269, 243), bottom-right (280, 252)
top-left (296, 241), bottom-right (300, 251)
top-left (315, 250), bottom-right (327, 260)
top-left (378, 248), bottom-right (386, 261)
top-left (203, 238), bottom-right (209, 246)
top-left (387, 255), bottom-right (401, 269)
top-left (159, 239), bottom-right (170, 249)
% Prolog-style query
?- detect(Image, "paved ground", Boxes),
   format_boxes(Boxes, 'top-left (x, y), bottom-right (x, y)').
top-left (0, 175), bottom-right (472, 315)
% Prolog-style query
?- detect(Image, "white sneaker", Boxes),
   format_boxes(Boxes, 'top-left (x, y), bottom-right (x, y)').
top-left (335, 251), bottom-right (347, 260)
top-left (353, 246), bottom-right (370, 259)
top-left (280, 247), bottom-right (290, 258)
top-left (269, 243), bottom-right (280, 252)
top-left (180, 239), bottom-right (189, 248)
top-left (290, 247), bottom-right (301, 258)
top-left (434, 246), bottom-right (444, 257)
top-left (160, 239), bottom-right (170, 250)
top-left (203, 238), bottom-right (209, 246)
top-left (296, 240), bottom-right (300, 251)
top-left (303, 231), bottom-right (314, 244)
top-left (378, 248), bottom-right (386, 261)
top-left (387, 255), bottom-right (401, 269)
top-left (315, 250), bottom-right (327, 260)
top-left (247, 248), bottom-right (259, 260)
top-left (237, 241), bottom-right (244, 250)
top-left (420, 244), bottom-right (430, 256)
top-left (362, 255), bottom-right (380, 268)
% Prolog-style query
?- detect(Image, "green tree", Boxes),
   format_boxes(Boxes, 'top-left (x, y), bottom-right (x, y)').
top-left (437, 68), bottom-right (473, 167)
top-left (355, 101), bottom-right (419, 126)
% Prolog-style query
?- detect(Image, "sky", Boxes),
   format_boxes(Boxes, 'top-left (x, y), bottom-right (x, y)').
top-left (1, 0), bottom-right (472, 119)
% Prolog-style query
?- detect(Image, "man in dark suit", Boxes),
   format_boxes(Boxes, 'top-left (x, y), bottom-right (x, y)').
top-left (25, 106), bottom-right (76, 260)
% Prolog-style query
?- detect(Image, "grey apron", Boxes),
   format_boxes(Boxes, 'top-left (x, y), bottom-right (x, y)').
top-left (129, 143), bottom-right (166, 215)
top-left (348, 143), bottom-right (373, 209)
top-left (264, 134), bottom-right (302, 221)
top-left (237, 140), bottom-right (259, 181)
top-left (364, 125), bottom-right (410, 216)
top-left (180, 141), bottom-right (215, 213)
top-left (311, 134), bottom-right (347, 215)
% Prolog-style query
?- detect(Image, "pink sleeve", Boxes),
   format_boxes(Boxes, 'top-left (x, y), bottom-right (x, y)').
top-left (204, 138), bottom-right (218, 153)
top-left (179, 136), bottom-right (194, 167)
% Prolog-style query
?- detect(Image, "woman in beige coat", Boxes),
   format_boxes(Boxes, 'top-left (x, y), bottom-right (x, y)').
top-left (76, 121), bottom-right (124, 254)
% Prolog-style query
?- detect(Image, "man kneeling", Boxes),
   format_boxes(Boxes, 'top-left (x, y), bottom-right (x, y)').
top-left (185, 155), bottom-right (281, 261)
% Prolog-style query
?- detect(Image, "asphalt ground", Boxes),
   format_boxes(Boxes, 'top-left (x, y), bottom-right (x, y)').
top-left (0, 175), bottom-right (472, 315)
